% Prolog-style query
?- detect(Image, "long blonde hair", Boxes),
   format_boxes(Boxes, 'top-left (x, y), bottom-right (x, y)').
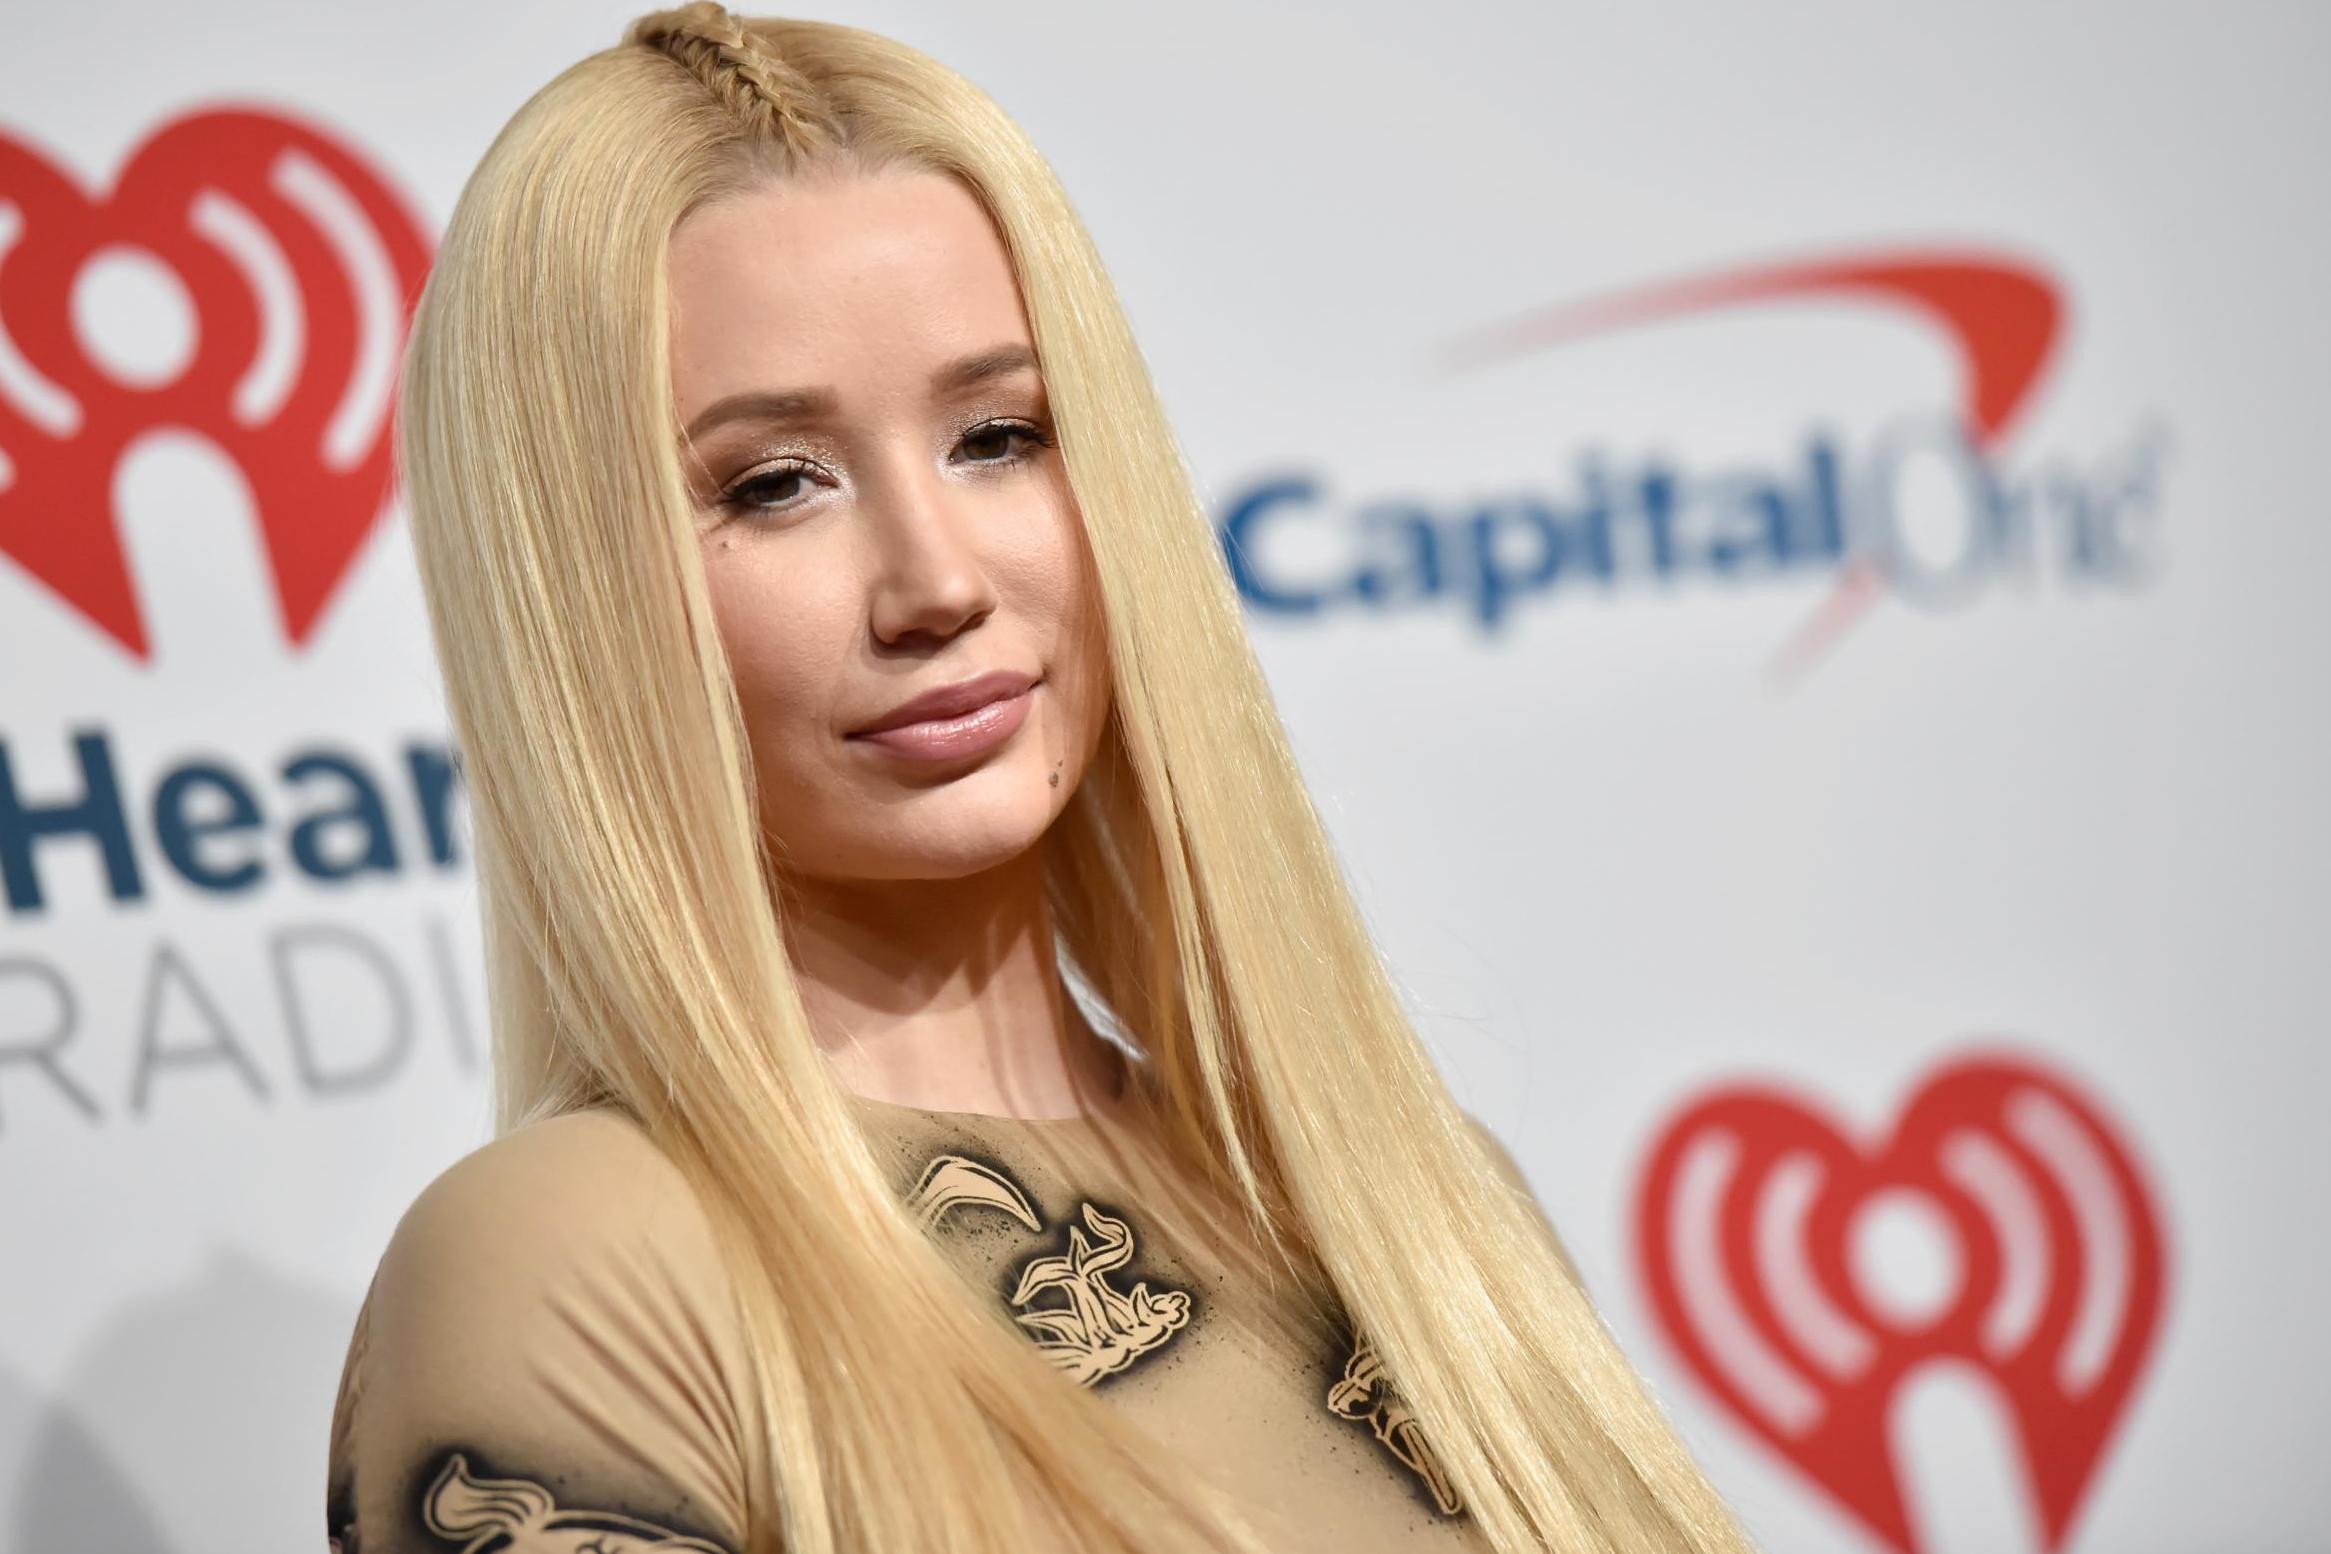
top-left (396, 5), bottom-right (1757, 1551)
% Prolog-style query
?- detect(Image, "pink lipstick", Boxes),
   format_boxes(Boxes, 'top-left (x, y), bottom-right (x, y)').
top-left (846, 670), bottom-right (1039, 763)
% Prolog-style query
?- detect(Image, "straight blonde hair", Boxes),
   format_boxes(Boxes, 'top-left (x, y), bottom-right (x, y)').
top-left (396, 5), bottom-right (1760, 1551)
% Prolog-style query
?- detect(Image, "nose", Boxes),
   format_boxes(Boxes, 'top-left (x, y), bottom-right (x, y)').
top-left (862, 459), bottom-right (998, 648)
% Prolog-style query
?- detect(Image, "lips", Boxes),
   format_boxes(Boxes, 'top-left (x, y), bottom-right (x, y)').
top-left (847, 669), bottom-right (1041, 737)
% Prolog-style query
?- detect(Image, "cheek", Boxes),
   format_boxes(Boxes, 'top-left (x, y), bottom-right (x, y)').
top-left (1014, 493), bottom-right (1112, 727)
top-left (701, 544), bottom-right (848, 772)
top-left (1006, 469), bottom-right (1099, 620)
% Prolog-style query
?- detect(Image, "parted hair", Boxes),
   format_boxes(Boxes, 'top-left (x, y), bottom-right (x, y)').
top-left (394, 3), bottom-right (1761, 1551)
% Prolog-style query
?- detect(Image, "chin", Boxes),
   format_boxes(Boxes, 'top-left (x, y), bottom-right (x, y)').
top-left (841, 778), bottom-right (1066, 881)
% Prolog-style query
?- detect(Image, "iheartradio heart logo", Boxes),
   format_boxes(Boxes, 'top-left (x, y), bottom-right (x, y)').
top-left (0, 109), bottom-right (433, 660)
top-left (1634, 1050), bottom-right (2169, 1553)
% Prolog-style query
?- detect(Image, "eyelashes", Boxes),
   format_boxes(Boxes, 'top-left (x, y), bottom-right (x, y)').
top-left (718, 459), bottom-right (822, 514)
top-left (716, 417), bottom-right (1057, 518)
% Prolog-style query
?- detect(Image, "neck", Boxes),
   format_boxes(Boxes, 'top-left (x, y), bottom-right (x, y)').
top-left (775, 843), bottom-right (1124, 1120)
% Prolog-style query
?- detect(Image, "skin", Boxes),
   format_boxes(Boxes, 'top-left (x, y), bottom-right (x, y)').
top-left (666, 165), bottom-right (1126, 1120)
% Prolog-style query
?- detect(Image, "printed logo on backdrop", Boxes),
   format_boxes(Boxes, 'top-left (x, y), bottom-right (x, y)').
top-left (0, 110), bottom-right (471, 1135)
top-left (1632, 1049), bottom-right (2170, 1553)
top-left (1219, 249), bottom-right (2172, 683)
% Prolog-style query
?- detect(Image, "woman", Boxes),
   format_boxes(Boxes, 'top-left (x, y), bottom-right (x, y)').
top-left (326, 6), bottom-right (1759, 1553)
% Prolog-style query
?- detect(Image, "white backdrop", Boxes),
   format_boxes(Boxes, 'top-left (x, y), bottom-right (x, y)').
top-left (1, 4), bottom-right (2324, 1551)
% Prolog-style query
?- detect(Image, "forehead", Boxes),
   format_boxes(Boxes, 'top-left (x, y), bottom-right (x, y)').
top-left (666, 168), bottom-right (1032, 410)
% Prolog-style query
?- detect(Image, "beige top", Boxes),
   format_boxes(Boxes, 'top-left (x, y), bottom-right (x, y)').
top-left (326, 1087), bottom-right (1546, 1553)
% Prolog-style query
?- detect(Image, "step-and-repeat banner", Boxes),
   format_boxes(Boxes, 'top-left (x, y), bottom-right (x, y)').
top-left (2, 4), bottom-right (2323, 1551)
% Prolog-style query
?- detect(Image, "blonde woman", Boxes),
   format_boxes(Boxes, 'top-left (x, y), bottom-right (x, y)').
top-left (325, 7), bottom-right (1759, 1553)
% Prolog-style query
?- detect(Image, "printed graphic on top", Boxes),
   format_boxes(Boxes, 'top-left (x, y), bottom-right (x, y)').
top-left (1328, 1331), bottom-right (1465, 1516)
top-left (902, 1133), bottom-right (1471, 1520)
top-left (907, 1149), bottom-right (1195, 1385)
top-left (341, 1450), bottom-right (733, 1554)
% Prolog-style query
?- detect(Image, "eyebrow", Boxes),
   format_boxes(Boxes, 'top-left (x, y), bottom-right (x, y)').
top-left (680, 343), bottom-right (1041, 442)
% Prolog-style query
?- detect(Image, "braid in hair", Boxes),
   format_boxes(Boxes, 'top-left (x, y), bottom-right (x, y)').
top-left (626, 2), bottom-right (838, 151)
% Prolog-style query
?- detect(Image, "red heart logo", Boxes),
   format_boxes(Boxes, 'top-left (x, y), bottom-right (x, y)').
top-left (0, 109), bottom-right (434, 660)
top-left (1633, 1049), bottom-right (2169, 1553)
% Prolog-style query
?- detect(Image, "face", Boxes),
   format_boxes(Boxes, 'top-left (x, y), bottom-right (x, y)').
top-left (667, 167), bottom-right (1112, 886)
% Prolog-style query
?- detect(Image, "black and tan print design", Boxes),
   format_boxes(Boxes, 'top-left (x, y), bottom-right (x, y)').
top-left (907, 1152), bottom-right (1046, 1232)
top-left (1327, 1332), bottom-right (1465, 1516)
top-left (328, 1473), bottom-right (358, 1554)
top-left (905, 1149), bottom-right (1194, 1385)
top-left (1008, 1199), bottom-right (1193, 1383)
top-left (407, 1452), bottom-right (734, 1554)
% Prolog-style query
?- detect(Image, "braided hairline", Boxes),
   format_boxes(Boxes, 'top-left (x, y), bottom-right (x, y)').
top-left (625, 1), bottom-right (836, 149)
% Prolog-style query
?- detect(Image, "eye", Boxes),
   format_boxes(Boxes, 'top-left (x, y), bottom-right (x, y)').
top-left (953, 418), bottom-right (1055, 467)
top-left (720, 458), bottom-right (825, 514)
